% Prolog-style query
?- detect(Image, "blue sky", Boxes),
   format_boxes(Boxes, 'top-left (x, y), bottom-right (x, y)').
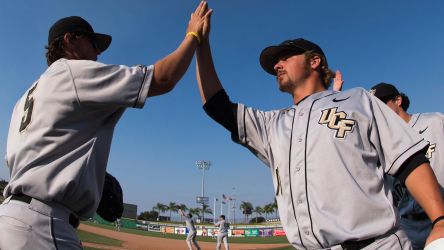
top-left (1, 0), bottom-right (444, 217)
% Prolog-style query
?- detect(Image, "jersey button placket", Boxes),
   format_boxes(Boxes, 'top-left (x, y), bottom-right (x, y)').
top-left (291, 106), bottom-right (311, 245)
top-left (296, 104), bottom-right (318, 247)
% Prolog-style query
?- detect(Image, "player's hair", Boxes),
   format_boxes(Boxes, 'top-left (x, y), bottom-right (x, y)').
top-left (220, 215), bottom-right (225, 219)
top-left (304, 50), bottom-right (335, 89)
top-left (400, 93), bottom-right (410, 111)
top-left (45, 36), bottom-right (65, 66)
top-left (187, 213), bottom-right (192, 218)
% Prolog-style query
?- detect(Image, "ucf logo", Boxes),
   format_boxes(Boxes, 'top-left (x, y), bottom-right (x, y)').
top-left (426, 143), bottom-right (436, 159)
top-left (319, 108), bottom-right (356, 139)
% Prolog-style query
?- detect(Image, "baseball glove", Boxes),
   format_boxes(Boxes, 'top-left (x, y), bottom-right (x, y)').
top-left (97, 172), bottom-right (124, 222)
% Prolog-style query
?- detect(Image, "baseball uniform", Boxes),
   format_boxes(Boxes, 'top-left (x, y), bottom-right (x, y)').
top-left (185, 216), bottom-right (201, 250)
top-left (391, 112), bottom-right (444, 249)
top-left (0, 58), bottom-right (153, 249)
top-left (203, 87), bottom-right (429, 249)
top-left (215, 218), bottom-right (230, 250)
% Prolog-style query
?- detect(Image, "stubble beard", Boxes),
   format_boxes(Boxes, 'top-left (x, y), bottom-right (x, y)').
top-left (277, 69), bottom-right (311, 94)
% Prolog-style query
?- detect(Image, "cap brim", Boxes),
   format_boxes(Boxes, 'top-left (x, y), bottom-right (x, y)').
top-left (91, 33), bottom-right (112, 53)
top-left (259, 45), bottom-right (306, 75)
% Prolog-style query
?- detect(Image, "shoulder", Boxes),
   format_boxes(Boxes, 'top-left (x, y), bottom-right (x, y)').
top-left (418, 112), bottom-right (444, 125)
top-left (63, 59), bottom-right (109, 70)
top-left (420, 112), bottom-right (444, 120)
top-left (342, 87), bottom-right (373, 99)
top-left (237, 103), bottom-right (292, 121)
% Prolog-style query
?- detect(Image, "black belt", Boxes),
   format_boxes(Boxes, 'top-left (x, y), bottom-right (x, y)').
top-left (11, 194), bottom-right (79, 228)
top-left (340, 238), bottom-right (375, 250)
top-left (401, 212), bottom-right (428, 221)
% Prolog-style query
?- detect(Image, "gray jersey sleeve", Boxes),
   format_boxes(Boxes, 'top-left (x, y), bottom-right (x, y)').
top-left (66, 60), bottom-right (153, 109)
top-left (367, 93), bottom-right (428, 176)
top-left (415, 112), bottom-right (444, 188)
top-left (235, 105), bottom-right (280, 167)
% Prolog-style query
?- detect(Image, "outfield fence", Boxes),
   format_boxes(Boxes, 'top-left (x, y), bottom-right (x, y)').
top-left (135, 221), bottom-right (286, 238)
top-left (92, 214), bottom-right (286, 238)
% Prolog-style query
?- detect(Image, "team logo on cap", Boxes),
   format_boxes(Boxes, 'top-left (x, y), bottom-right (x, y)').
top-left (319, 107), bottom-right (356, 139)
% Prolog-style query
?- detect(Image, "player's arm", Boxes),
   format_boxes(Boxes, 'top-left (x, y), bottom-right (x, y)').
top-left (195, 7), bottom-right (222, 104)
top-left (178, 209), bottom-right (186, 218)
top-left (195, 6), bottom-right (238, 135)
top-left (148, 1), bottom-right (212, 97)
top-left (404, 163), bottom-right (444, 245)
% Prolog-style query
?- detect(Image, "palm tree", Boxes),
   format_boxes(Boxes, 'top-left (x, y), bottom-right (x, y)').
top-left (168, 202), bottom-right (178, 221)
top-left (177, 204), bottom-right (188, 221)
top-left (153, 203), bottom-right (167, 221)
top-left (240, 201), bottom-right (253, 224)
top-left (253, 206), bottom-right (264, 223)
top-left (263, 203), bottom-right (274, 221)
top-left (189, 208), bottom-right (201, 219)
top-left (272, 198), bottom-right (278, 219)
top-left (200, 204), bottom-right (213, 223)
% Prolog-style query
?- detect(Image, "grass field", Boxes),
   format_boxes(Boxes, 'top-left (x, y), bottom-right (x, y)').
top-left (83, 222), bottom-right (289, 244)
top-left (77, 229), bottom-right (123, 248)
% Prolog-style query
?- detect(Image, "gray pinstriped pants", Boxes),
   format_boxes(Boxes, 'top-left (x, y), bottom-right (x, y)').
top-left (0, 196), bottom-right (82, 250)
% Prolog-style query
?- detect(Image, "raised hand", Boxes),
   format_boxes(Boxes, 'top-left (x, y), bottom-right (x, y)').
top-left (186, 1), bottom-right (213, 42)
top-left (201, 2), bottom-right (213, 42)
top-left (333, 70), bottom-right (344, 91)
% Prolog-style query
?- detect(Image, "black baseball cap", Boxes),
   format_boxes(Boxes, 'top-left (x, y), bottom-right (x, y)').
top-left (259, 38), bottom-right (327, 75)
top-left (369, 83), bottom-right (400, 102)
top-left (48, 16), bottom-right (112, 53)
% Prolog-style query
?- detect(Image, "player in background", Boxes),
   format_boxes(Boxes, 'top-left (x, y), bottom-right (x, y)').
top-left (214, 215), bottom-right (230, 250)
top-left (370, 83), bottom-right (444, 250)
top-left (0, 2), bottom-right (211, 249)
top-left (115, 217), bottom-right (121, 232)
top-left (179, 209), bottom-right (201, 250)
top-left (195, 4), bottom-right (444, 249)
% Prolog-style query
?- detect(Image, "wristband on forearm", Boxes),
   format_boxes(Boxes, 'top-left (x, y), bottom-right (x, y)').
top-left (432, 215), bottom-right (444, 228)
top-left (186, 31), bottom-right (201, 44)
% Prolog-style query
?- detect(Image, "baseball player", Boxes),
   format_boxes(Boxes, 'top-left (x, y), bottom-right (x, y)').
top-left (179, 209), bottom-right (201, 250)
top-left (369, 83), bottom-right (444, 250)
top-left (194, 8), bottom-right (444, 249)
top-left (115, 217), bottom-right (121, 232)
top-left (0, 2), bottom-right (211, 249)
top-left (214, 215), bottom-right (230, 250)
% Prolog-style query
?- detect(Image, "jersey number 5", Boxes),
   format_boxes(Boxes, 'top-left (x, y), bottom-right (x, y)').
top-left (19, 84), bottom-right (38, 132)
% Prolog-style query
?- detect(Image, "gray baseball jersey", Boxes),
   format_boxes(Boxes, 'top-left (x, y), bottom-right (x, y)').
top-left (4, 58), bottom-right (153, 218)
top-left (234, 88), bottom-right (427, 249)
top-left (185, 217), bottom-right (197, 232)
top-left (391, 112), bottom-right (444, 248)
top-left (215, 219), bottom-right (229, 233)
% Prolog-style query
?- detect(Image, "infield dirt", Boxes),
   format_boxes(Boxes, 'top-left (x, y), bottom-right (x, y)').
top-left (79, 224), bottom-right (290, 250)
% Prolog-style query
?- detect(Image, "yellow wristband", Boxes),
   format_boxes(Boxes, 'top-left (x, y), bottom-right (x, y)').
top-left (186, 31), bottom-right (201, 44)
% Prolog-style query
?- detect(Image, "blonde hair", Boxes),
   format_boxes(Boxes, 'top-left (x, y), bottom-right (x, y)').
top-left (304, 51), bottom-right (335, 89)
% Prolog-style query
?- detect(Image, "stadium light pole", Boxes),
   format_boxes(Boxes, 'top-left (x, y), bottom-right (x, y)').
top-left (232, 187), bottom-right (236, 224)
top-left (196, 160), bottom-right (211, 222)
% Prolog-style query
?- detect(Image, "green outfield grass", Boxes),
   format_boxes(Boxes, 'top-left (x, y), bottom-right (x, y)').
top-left (77, 229), bottom-right (123, 247)
top-left (82, 221), bottom-right (289, 244)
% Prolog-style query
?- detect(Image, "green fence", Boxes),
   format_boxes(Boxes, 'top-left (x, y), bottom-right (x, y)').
top-left (93, 214), bottom-right (137, 229)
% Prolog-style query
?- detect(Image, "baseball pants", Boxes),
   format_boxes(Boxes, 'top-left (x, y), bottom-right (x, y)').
top-left (216, 232), bottom-right (229, 250)
top-left (186, 230), bottom-right (200, 250)
top-left (0, 196), bottom-right (82, 250)
top-left (322, 228), bottom-right (412, 250)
